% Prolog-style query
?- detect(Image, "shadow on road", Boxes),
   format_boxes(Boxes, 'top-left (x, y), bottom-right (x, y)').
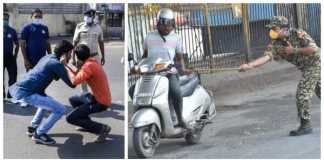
top-left (4, 102), bottom-right (124, 121)
top-left (4, 102), bottom-right (37, 116)
top-left (90, 103), bottom-right (124, 120)
top-left (48, 133), bottom-right (124, 159)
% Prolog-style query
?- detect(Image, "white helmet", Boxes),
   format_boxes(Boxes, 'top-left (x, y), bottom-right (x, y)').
top-left (157, 8), bottom-right (175, 27)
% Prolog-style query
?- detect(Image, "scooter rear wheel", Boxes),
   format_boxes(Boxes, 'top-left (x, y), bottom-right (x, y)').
top-left (133, 124), bottom-right (160, 158)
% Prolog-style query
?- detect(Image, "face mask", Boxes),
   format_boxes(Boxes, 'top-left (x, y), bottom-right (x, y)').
top-left (84, 16), bottom-right (93, 24)
top-left (3, 20), bottom-right (9, 27)
top-left (269, 29), bottom-right (279, 40)
top-left (32, 18), bottom-right (43, 25)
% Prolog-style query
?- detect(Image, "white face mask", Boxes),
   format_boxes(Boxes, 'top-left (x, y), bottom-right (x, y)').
top-left (84, 16), bottom-right (93, 24)
top-left (32, 18), bottom-right (43, 25)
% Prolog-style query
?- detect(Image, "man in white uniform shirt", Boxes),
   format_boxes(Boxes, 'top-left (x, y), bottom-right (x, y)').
top-left (73, 9), bottom-right (106, 92)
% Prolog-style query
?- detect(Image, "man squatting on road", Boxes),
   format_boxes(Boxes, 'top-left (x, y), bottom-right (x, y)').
top-left (65, 44), bottom-right (112, 143)
top-left (9, 40), bottom-right (75, 145)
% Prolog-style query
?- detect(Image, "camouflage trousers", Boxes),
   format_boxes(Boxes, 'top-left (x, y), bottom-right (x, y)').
top-left (296, 65), bottom-right (321, 120)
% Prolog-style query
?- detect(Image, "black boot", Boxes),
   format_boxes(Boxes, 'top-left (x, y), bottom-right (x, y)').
top-left (289, 119), bottom-right (313, 136)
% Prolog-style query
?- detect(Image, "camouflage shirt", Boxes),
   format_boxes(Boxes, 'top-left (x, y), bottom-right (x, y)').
top-left (265, 28), bottom-right (320, 69)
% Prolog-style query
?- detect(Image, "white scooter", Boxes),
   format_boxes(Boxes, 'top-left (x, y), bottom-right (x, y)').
top-left (130, 57), bottom-right (216, 158)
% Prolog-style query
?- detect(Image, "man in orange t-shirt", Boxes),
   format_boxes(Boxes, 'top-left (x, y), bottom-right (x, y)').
top-left (65, 44), bottom-right (111, 143)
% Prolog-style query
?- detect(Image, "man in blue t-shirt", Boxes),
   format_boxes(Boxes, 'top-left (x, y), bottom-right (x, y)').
top-left (9, 40), bottom-right (76, 145)
top-left (3, 12), bottom-right (19, 99)
top-left (21, 8), bottom-right (51, 71)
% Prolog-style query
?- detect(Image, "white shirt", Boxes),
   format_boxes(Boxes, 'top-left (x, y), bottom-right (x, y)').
top-left (143, 30), bottom-right (183, 63)
top-left (73, 22), bottom-right (103, 54)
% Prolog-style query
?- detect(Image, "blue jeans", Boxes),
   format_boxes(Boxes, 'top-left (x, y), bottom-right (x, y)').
top-left (23, 94), bottom-right (66, 134)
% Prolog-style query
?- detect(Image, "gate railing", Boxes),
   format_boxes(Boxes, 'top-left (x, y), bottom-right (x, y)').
top-left (128, 3), bottom-right (320, 86)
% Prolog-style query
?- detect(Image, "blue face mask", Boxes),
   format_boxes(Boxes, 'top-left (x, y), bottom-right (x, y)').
top-left (3, 20), bottom-right (9, 27)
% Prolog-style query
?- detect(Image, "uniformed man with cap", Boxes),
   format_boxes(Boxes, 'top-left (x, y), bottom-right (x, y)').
top-left (240, 16), bottom-right (321, 136)
top-left (73, 9), bottom-right (106, 93)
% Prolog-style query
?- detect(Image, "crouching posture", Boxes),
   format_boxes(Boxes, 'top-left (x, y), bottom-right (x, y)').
top-left (9, 40), bottom-right (75, 144)
top-left (65, 44), bottom-right (112, 142)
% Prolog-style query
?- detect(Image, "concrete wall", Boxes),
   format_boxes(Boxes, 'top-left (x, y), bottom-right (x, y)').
top-left (5, 4), bottom-right (124, 39)
top-left (8, 11), bottom-right (82, 37)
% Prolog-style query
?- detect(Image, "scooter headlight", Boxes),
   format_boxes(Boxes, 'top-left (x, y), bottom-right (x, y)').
top-left (154, 63), bottom-right (167, 72)
top-left (134, 94), bottom-right (152, 106)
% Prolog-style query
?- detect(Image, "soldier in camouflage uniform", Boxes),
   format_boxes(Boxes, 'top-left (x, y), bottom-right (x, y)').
top-left (240, 16), bottom-right (321, 136)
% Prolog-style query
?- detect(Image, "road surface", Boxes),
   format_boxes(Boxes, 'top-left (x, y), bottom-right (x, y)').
top-left (4, 40), bottom-right (125, 159)
top-left (128, 67), bottom-right (320, 159)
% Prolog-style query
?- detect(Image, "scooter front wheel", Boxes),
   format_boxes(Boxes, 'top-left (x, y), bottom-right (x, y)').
top-left (133, 124), bottom-right (160, 158)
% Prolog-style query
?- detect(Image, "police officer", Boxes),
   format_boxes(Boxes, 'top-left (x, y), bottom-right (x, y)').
top-left (3, 12), bottom-right (19, 99)
top-left (240, 16), bottom-right (320, 136)
top-left (73, 9), bottom-right (106, 93)
top-left (73, 9), bottom-right (105, 65)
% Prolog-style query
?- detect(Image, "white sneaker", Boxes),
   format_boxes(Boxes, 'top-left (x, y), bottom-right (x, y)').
top-left (9, 98), bottom-right (19, 104)
top-left (19, 100), bottom-right (29, 108)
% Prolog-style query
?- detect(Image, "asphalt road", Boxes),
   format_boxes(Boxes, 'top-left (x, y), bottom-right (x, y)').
top-left (4, 41), bottom-right (125, 159)
top-left (128, 75), bottom-right (320, 159)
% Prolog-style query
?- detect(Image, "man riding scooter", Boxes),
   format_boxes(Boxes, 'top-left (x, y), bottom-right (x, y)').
top-left (130, 8), bottom-right (192, 128)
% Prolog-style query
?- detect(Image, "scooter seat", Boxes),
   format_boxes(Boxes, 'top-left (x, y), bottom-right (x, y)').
top-left (180, 74), bottom-right (199, 97)
top-left (179, 74), bottom-right (196, 85)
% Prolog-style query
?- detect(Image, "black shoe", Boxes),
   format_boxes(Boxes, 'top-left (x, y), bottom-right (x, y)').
top-left (94, 125), bottom-right (111, 143)
top-left (32, 133), bottom-right (56, 145)
top-left (289, 118), bottom-right (313, 136)
top-left (289, 127), bottom-right (313, 136)
top-left (26, 126), bottom-right (37, 137)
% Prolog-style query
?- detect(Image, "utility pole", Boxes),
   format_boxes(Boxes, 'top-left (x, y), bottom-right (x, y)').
top-left (241, 4), bottom-right (251, 62)
top-left (203, 4), bottom-right (214, 68)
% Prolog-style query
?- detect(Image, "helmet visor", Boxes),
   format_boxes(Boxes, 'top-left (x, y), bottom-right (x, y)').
top-left (158, 18), bottom-right (175, 26)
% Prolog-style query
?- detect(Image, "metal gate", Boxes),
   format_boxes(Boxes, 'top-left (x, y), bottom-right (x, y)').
top-left (128, 3), bottom-right (320, 86)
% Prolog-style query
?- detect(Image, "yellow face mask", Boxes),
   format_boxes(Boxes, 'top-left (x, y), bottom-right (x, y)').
top-left (269, 29), bottom-right (279, 40)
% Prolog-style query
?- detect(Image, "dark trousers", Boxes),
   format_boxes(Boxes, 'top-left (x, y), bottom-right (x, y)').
top-left (129, 74), bottom-right (183, 121)
top-left (4, 55), bottom-right (17, 98)
top-left (168, 74), bottom-right (183, 122)
top-left (66, 93), bottom-right (108, 134)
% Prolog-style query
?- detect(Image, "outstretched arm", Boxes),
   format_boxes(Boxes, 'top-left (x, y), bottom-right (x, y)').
top-left (239, 54), bottom-right (271, 71)
top-left (55, 64), bottom-right (76, 88)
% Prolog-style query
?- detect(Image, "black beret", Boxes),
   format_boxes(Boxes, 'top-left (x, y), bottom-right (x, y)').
top-left (84, 9), bottom-right (96, 17)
